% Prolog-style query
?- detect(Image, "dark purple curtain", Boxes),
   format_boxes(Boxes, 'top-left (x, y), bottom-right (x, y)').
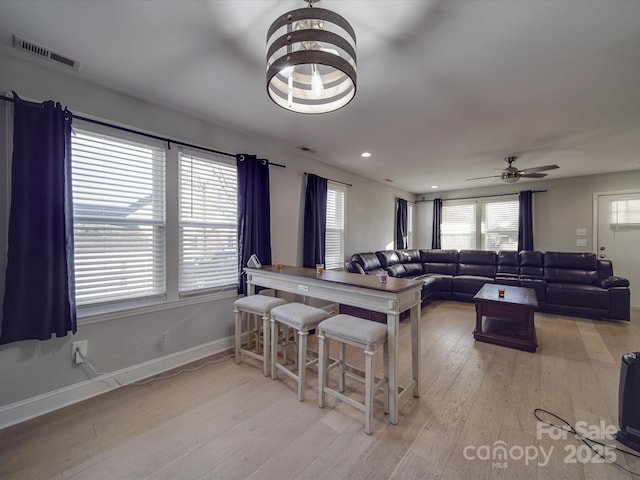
top-left (395, 198), bottom-right (407, 249)
top-left (431, 198), bottom-right (442, 249)
top-left (303, 174), bottom-right (327, 268)
top-left (1, 95), bottom-right (76, 344)
top-left (236, 154), bottom-right (272, 295)
top-left (518, 190), bottom-right (534, 251)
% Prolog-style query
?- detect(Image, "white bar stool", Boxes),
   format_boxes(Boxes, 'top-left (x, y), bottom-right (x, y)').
top-left (270, 302), bottom-right (330, 401)
top-left (317, 314), bottom-right (388, 435)
top-left (234, 295), bottom-right (287, 376)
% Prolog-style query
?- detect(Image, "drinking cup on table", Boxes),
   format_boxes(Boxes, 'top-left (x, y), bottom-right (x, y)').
top-left (498, 288), bottom-right (505, 297)
top-left (316, 263), bottom-right (324, 274)
top-left (377, 273), bottom-right (387, 283)
top-left (274, 261), bottom-right (281, 270)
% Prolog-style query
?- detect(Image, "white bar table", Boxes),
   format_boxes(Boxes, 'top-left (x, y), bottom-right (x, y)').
top-left (245, 265), bottom-right (423, 425)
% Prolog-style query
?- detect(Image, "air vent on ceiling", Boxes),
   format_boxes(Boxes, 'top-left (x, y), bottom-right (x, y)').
top-left (13, 35), bottom-right (81, 70)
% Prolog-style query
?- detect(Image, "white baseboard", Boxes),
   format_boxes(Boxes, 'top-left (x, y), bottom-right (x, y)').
top-left (0, 336), bottom-right (234, 430)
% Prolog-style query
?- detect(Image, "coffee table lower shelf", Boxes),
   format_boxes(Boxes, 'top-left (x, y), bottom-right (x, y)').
top-left (473, 316), bottom-right (537, 352)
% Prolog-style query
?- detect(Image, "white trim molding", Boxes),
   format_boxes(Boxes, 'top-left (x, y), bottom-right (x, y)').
top-left (0, 336), bottom-right (234, 430)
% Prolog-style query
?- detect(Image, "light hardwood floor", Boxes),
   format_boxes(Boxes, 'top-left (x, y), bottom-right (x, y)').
top-left (2, 301), bottom-right (640, 480)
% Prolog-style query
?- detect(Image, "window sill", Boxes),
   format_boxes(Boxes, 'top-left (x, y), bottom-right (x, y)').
top-left (77, 290), bottom-right (237, 325)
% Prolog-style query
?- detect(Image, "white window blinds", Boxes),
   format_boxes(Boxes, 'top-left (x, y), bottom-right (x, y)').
top-left (71, 130), bottom-right (166, 306)
top-left (610, 199), bottom-right (640, 229)
top-left (325, 182), bottom-right (346, 270)
top-left (481, 199), bottom-right (519, 251)
top-left (441, 202), bottom-right (476, 250)
top-left (179, 153), bottom-right (238, 294)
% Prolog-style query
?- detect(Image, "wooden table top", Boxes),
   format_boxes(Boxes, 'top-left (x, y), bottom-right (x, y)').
top-left (246, 265), bottom-right (424, 294)
top-left (473, 283), bottom-right (538, 308)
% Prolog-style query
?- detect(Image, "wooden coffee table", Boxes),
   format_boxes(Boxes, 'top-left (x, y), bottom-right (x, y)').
top-left (473, 283), bottom-right (539, 352)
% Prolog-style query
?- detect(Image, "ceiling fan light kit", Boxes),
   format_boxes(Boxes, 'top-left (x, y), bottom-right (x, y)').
top-left (266, 0), bottom-right (357, 114)
top-left (467, 156), bottom-right (560, 183)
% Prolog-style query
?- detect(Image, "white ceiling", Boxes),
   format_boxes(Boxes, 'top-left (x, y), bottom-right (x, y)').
top-left (1, 0), bottom-right (640, 194)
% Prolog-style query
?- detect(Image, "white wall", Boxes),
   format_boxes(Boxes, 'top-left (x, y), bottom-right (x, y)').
top-left (0, 52), bottom-right (412, 418)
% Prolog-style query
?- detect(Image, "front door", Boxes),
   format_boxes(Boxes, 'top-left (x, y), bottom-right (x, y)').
top-left (596, 192), bottom-right (640, 309)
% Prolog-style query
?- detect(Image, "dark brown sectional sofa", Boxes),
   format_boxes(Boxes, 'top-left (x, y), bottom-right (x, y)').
top-left (346, 249), bottom-right (630, 321)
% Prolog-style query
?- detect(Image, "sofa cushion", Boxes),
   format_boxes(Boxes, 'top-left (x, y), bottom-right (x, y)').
top-left (422, 262), bottom-right (458, 275)
top-left (352, 252), bottom-right (381, 271)
top-left (457, 250), bottom-right (496, 277)
top-left (546, 283), bottom-right (608, 309)
top-left (497, 250), bottom-right (519, 275)
top-left (375, 250), bottom-right (401, 268)
top-left (495, 276), bottom-right (519, 286)
top-left (519, 251), bottom-right (544, 277)
top-left (545, 267), bottom-right (598, 285)
top-left (423, 274), bottom-right (454, 293)
top-left (544, 252), bottom-right (598, 271)
top-left (453, 275), bottom-right (494, 294)
top-left (419, 250), bottom-right (458, 275)
top-left (403, 263), bottom-right (425, 277)
top-left (398, 249), bottom-right (422, 264)
top-left (420, 249), bottom-right (458, 263)
top-left (458, 263), bottom-right (496, 277)
top-left (458, 250), bottom-right (497, 265)
top-left (519, 278), bottom-right (547, 303)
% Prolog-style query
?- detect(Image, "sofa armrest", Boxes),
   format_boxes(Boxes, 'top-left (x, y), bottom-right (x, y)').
top-left (601, 276), bottom-right (629, 288)
top-left (345, 261), bottom-right (365, 274)
top-left (609, 287), bottom-right (630, 320)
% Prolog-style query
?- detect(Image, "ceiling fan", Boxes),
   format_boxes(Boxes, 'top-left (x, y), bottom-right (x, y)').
top-left (467, 156), bottom-right (559, 183)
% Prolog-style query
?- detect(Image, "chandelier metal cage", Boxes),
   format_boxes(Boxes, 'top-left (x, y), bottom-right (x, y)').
top-left (266, 1), bottom-right (357, 114)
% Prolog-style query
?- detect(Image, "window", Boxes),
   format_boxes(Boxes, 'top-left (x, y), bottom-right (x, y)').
top-left (441, 202), bottom-right (476, 250)
top-left (441, 196), bottom-right (519, 251)
top-left (325, 181), bottom-right (346, 270)
top-left (610, 199), bottom-right (640, 229)
top-left (179, 152), bottom-right (237, 294)
top-left (481, 199), bottom-right (519, 251)
top-left (71, 130), bottom-right (166, 306)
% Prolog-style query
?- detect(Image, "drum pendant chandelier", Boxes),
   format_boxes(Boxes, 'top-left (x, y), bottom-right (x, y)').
top-left (266, 0), bottom-right (357, 114)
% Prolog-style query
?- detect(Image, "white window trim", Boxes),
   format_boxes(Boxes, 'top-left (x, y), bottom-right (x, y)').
top-left (325, 181), bottom-right (346, 270)
top-left (441, 195), bottom-right (519, 251)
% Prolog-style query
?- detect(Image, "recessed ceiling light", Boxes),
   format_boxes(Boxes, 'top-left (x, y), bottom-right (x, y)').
top-left (431, 185), bottom-right (438, 189)
top-left (361, 152), bottom-right (371, 158)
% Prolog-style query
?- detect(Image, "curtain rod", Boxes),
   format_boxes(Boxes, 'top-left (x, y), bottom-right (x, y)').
top-left (416, 189), bottom-right (547, 203)
top-left (0, 93), bottom-right (286, 169)
top-left (304, 172), bottom-right (352, 187)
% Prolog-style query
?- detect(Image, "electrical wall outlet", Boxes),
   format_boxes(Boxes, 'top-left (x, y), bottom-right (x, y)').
top-left (72, 340), bottom-right (88, 364)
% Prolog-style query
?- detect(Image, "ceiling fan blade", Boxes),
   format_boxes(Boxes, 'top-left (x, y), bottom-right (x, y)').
top-left (466, 175), bottom-right (501, 181)
top-left (520, 164), bottom-right (559, 174)
top-left (519, 172), bottom-right (547, 178)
